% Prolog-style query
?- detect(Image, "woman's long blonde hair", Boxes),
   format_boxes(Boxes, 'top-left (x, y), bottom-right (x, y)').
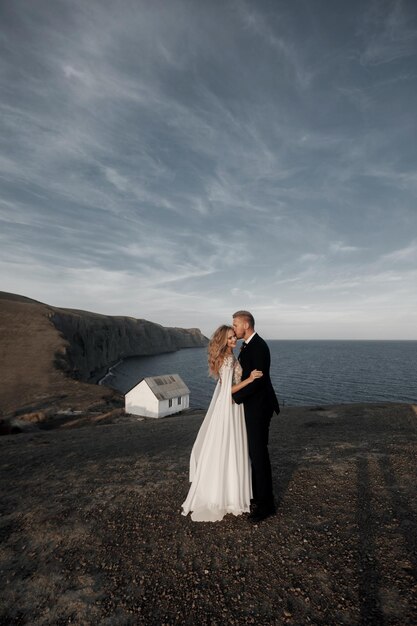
top-left (208, 325), bottom-right (233, 378)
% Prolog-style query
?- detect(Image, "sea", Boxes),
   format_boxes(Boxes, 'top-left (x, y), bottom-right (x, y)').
top-left (99, 340), bottom-right (417, 409)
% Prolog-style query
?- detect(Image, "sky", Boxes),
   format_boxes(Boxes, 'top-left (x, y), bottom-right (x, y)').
top-left (1, 0), bottom-right (417, 339)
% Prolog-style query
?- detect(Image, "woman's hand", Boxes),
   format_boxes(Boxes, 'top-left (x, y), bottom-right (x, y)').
top-left (249, 369), bottom-right (263, 382)
top-left (231, 369), bottom-right (263, 395)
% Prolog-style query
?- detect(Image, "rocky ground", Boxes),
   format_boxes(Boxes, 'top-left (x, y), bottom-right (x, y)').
top-left (1, 403), bottom-right (416, 625)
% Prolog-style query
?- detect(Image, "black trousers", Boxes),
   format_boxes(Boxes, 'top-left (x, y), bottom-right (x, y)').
top-left (244, 410), bottom-right (274, 509)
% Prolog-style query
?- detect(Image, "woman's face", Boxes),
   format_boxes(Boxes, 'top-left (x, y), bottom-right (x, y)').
top-left (226, 330), bottom-right (237, 350)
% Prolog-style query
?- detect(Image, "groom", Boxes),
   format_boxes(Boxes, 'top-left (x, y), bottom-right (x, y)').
top-left (232, 310), bottom-right (280, 523)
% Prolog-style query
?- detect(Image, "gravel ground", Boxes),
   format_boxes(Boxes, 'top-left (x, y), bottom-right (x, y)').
top-left (1, 403), bottom-right (416, 625)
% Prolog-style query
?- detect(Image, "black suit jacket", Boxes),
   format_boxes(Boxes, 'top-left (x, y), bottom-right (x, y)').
top-left (232, 333), bottom-right (280, 419)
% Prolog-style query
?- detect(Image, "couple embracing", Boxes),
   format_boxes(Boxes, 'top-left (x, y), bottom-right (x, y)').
top-left (182, 310), bottom-right (280, 523)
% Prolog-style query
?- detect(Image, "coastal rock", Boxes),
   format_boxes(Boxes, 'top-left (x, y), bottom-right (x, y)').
top-left (51, 309), bottom-right (208, 381)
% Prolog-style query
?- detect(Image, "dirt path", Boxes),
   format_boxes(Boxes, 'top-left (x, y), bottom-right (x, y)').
top-left (1, 403), bottom-right (416, 625)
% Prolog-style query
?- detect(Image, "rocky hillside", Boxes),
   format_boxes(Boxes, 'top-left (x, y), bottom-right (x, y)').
top-left (0, 292), bottom-right (208, 417)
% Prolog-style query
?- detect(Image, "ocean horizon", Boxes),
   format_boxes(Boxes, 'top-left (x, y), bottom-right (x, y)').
top-left (100, 340), bottom-right (417, 409)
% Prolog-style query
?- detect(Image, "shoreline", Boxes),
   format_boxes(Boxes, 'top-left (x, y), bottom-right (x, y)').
top-left (94, 359), bottom-right (123, 386)
top-left (93, 345), bottom-right (202, 386)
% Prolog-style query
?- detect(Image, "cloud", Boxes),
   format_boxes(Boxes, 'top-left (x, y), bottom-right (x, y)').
top-left (359, 0), bottom-right (417, 67)
top-left (104, 167), bottom-right (130, 193)
top-left (299, 253), bottom-right (324, 263)
top-left (380, 241), bottom-right (417, 263)
top-left (236, 0), bottom-right (315, 88)
top-left (330, 242), bottom-right (360, 254)
top-left (1, 0), bottom-right (416, 338)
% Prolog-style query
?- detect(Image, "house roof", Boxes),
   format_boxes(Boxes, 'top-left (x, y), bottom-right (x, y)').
top-left (127, 374), bottom-right (190, 400)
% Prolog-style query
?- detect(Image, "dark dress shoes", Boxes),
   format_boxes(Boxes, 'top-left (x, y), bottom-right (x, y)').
top-left (248, 504), bottom-right (276, 523)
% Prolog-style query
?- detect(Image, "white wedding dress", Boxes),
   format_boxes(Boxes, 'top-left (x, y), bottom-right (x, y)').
top-left (181, 354), bottom-right (252, 522)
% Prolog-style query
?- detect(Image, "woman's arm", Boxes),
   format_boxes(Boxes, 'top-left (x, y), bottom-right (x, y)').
top-left (231, 370), bottom-right (263, 394)
top-left (232, 341), bottom-right (270, 404)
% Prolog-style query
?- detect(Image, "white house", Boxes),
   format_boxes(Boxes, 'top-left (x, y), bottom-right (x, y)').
top-left (125, 374), bottom-right (190, 418)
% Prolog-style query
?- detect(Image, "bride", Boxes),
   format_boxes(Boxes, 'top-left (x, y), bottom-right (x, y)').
top-left (181, 325), bottom-right (263, 522)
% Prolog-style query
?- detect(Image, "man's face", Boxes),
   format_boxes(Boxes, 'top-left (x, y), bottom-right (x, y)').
top-left (232, 316), bottom-right (247, 340)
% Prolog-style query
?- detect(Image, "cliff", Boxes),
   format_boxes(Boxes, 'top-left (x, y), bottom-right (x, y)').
top-left (0, 291), bottom-right (208, 417)
top-left (51, 309), bottom-right (208, 381)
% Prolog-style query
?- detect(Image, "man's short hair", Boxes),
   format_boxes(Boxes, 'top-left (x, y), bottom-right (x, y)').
top-left (233, 310), bottom-right (255, 329)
